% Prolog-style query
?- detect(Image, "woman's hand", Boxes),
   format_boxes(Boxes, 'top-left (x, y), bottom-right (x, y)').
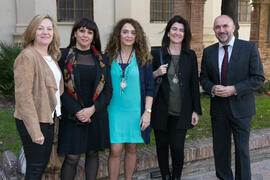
top-left (153, 64), bottom-right (168, 79)
top-left (34, 135), bottom-right (45, 145)
top-left (191, 112), bottom-right (199, 126)
top-left (140, 111), bottom-right (151, 131)
top-left (76, 106), bottom-right (95, 123)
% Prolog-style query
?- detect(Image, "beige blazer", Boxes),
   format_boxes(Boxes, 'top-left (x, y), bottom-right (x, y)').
top-left (14, 46), bottom-right (64, 141)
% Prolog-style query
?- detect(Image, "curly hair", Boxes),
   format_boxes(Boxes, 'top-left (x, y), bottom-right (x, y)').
top-left (162, 15), bottom-right (192, 50)
top-left (23, 14), bottom-right (61, 60)
top-left (105, 18), bottom-right (151, 65)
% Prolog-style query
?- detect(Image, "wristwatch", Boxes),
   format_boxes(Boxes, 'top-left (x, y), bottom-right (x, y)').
top-left (145, 109), bottom-right (152, 113)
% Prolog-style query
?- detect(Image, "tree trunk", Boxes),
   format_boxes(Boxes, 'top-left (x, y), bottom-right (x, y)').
top-left (221, 0), bottom-right (239, 38)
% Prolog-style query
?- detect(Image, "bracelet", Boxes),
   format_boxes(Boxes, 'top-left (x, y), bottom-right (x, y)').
top-left (145, 109), bottom-right (152, 113)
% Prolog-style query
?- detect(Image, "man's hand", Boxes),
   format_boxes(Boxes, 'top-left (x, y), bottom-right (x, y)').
top-left (213, 85), bottom-right (236, 97)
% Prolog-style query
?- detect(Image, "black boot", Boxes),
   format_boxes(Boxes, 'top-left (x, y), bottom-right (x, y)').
top-left (172, 176), bottom-right (180, 180)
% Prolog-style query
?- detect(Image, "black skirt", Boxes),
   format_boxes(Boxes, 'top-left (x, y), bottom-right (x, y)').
top-left (57, 112), bottom-right (110, 155)
top-left (57, 62), bottom-right (110, 155)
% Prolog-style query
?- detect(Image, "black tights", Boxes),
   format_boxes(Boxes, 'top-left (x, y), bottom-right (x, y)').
top-left (60, 151), bottom-right (99, 180)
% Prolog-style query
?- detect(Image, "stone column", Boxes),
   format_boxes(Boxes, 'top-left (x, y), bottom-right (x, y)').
top-left (250, 0), bottom-right (270, 79)
top-left (186, 0), bottom-right (207, 68)
top-left (258, 1), bottom-right (270, 48)
top-left (174, 0), bottom-right (187, 18)
top-left (250, 0), bottom-right (270, 48)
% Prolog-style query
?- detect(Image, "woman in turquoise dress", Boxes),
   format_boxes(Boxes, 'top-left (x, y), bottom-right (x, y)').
top-left (105, 18), bottom-right (154, 180)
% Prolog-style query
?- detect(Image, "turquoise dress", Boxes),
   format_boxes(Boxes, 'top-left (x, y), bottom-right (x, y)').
top-left (108, 56), bottom-right (144, 143)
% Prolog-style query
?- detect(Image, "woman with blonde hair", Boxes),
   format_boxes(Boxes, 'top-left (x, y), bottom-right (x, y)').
top-left (14, 14), bottom-right (63, 179)
top-left (106, 18), bottom-right (154, 180)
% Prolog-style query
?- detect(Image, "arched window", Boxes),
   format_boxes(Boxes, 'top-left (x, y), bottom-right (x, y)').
top-left (150, 0), bottom-right (174, 22)
top-left (57, 0), bottom-right (93, 22)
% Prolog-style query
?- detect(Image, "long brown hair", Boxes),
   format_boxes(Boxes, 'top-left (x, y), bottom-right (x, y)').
top-left (23, 14), bottom-right (61, 60)
top-left (105, 18), bottom-right (152, 65)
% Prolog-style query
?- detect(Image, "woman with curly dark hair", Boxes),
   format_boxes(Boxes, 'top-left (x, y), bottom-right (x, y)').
top-left (105, 18), bottom-right (154, 180)
top-left (151, 15), bottom-right (202, 180)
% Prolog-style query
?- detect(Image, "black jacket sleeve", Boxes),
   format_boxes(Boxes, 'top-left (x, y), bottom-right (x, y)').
top-left (93, 54), bottom-right (113, 112)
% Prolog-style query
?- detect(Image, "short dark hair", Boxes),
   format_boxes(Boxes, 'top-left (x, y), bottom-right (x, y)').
top-left (162, 15), bottom-right (192, 50)
top-left (68, 18), bottom-right (101, 51)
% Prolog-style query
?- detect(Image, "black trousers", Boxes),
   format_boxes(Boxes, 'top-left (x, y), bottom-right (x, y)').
top-left (154, 116), bottom-right (187, 179)
top-left (16, 119), bottom-right (54, 180)
top-left (211, 99), bottom-right (251, 180)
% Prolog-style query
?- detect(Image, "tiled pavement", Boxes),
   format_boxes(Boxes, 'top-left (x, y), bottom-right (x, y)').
top-left (183, 159), bottom-right (270, 180)
top-left (129, 158), bottom-right (270, 180)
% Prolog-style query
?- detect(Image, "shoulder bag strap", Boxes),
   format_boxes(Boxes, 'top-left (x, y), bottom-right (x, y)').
top-left (159, 49), bottom-right (164, 65)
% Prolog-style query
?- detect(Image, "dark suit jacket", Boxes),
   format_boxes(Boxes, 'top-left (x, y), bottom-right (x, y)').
top-left (200, 39), bottom-right (265, 119)
top-left (151, 47), bottom-right (202, 130)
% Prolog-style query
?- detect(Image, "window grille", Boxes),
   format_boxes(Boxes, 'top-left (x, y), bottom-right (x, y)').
top-left (150, 0), bottom-right (174, 22)
top-left (57, 0), bottom-right (93, 22)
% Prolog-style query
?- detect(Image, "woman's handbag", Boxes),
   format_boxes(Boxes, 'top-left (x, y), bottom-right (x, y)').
top-left (44, 117), bottom-right (62, 174)
top-left (18, 147), bottom-right (26, 175)
top-left (44, 137), bottom-right (62, 173)
top-left (154, 49), bottom-right (164, 98)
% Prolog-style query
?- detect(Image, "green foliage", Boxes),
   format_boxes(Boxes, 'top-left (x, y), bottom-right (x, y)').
top-left (256, 80), bottom-right (270, 94)
top-left (0, 109), bottom-right (21, 157)
top-left (0, 41), bottom-right (21, 97)
top-left (1, 95), bottom-right (270, 156)
top-left (251, 95), bottom-right (270, 130)
top-left (141, 95), bottom-right (270, 147)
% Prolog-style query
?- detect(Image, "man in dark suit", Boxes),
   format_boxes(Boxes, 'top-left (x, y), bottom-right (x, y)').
top-left (200, 15), bottom-right (265, 180)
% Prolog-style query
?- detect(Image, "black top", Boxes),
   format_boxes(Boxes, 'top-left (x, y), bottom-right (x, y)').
top-left (57, 48), bottom-right (112, 154)
top-left (76, 49), bottom-right (96, 107)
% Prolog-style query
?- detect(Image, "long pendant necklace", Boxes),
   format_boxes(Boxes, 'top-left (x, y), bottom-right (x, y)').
top-left (167, 47), bottom-right (180, 84)
top-left (119, 48), bottom-right (134, 94)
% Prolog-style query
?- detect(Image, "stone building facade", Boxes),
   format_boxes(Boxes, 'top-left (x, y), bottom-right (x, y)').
top-left (0, 0), bottom-right (268, 79)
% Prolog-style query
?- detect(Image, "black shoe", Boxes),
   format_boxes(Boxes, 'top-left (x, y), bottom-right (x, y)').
top-left (163, 174), bottom-right (171, 180)
top-left (171, 176), bottom-right (180, 180)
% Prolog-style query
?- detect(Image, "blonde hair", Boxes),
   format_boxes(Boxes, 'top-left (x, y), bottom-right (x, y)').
top-left (105, 18), bottom-right (152, 65)
top-left (23, 14), bottom-right (61, 60)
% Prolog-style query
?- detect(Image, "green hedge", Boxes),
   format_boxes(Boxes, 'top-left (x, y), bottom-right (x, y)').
top-left (0, 41), bottom-right (21, 97)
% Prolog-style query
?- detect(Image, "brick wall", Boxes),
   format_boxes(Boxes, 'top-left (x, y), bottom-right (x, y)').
top-left (259, 48), bottom-right (270, 80)
top-left (174, 0), bottom-right (206, 74)
top-left (38, 128), bottom-right (270, 179)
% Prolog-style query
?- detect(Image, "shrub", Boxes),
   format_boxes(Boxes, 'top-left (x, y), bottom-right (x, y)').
top-left (0, 41), bottom-right (21, 97)
top-left (256, 80), bottom-right (270, 94)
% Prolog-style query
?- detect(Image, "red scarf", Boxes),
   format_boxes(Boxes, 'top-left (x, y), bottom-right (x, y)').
top-left (63, 46), bottom-right (105, 106)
